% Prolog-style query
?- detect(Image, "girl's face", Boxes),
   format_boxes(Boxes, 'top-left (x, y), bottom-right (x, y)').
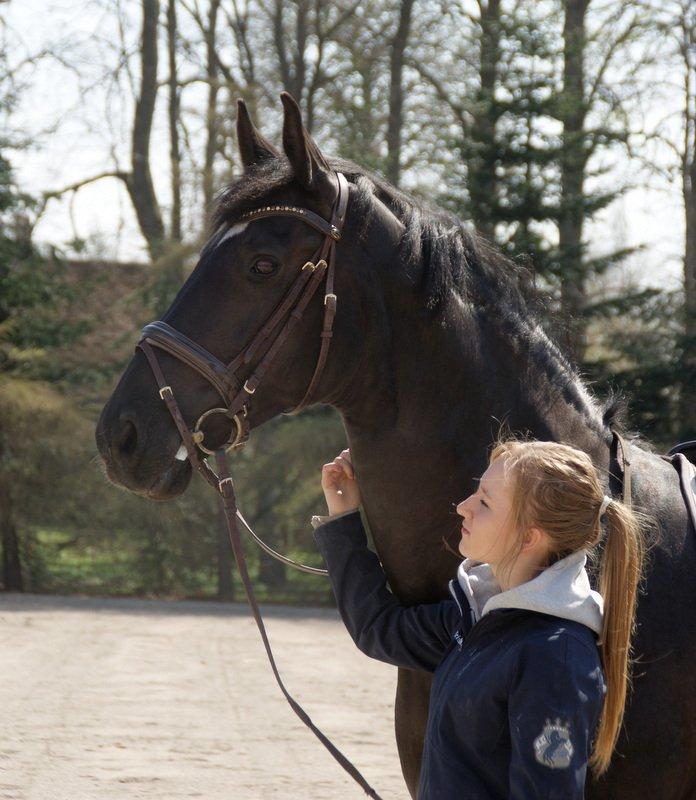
top-left (456, 457), bottom-right (517, 564)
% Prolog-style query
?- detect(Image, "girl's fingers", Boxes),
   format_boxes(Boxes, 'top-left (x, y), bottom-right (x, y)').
top-left (322, 451), bottom-right (356, 490)
top-left (322, 463), bottom-right (346, 485)
top-left (333, 455), bottom-right (355, 478)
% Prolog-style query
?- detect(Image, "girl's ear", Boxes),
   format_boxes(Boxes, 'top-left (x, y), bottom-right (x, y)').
top-left (524, 526), bottom-right (549, 554)
top-left (280, 91), bottom-right (332, 192)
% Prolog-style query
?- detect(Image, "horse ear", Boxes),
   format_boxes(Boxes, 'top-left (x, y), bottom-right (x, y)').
top-left (236, 99), bottom-right (280, 169)
top-left (280, 92), bottom-right (331, 191)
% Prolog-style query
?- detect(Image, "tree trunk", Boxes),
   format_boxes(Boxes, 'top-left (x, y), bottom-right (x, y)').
top-left (682, 144), bottom-right (696, 437)
top-left (273, 0), bottom-right (293, 95)
top-left (202, 0), bottom-right (221, 224)
top-left (558, 0), bottom-right (590, 363)
top-left (386, 0), bottom-right (415, 187)
top-left (468, 0), bottom-right (501, 242)
top-left (166, 0), bottom-right (182, 244)
top-left (257, 508), bottom-right (287, 591)
top-left (127, 0), bottom-right (166, 261)
top-left (0, 478), bottom-right (23, 591)
top-left (258, 550), bottom-right (287, 591)
top-left (271, 0), bottom-right (310, 117)
top-left (292, 0), bottom-right (309, 102)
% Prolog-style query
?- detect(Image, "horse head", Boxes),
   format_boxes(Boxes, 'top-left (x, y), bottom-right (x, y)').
top-left (95, 93), bottom-right (403, 499)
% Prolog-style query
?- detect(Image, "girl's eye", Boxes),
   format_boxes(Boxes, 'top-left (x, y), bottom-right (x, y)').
top-left (481, 498), bottom-right (489, 509)
top-left (252, 258), bottom-right (278, 275)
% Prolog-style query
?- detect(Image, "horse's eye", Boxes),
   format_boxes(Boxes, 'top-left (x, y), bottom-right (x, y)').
top-left (252, 258), bottom-right (278, 275)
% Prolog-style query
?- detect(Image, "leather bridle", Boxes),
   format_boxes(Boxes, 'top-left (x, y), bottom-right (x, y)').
top-left (136, 173), bottom-right (352, 577)
top-left (137, 171), bottom-right (349, 458)
top-left (133, 172), bottom-right (383, 799)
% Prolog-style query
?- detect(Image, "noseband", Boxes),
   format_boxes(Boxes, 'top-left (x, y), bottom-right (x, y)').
top-left (132, 172), bottom-right (383, 799)
top-left (136, 170), bottom-right (349, 458)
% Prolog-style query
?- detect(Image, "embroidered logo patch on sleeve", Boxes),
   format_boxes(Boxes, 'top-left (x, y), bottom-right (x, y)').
top-left (533, 717), bottom-right (574, 769)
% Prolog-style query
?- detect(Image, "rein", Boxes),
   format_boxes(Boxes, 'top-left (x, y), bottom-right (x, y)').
top-left (135, 172), bottom-right (383, 799)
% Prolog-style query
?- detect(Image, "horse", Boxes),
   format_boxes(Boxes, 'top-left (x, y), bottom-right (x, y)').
top-left (95, 93), bottom-right (696, 799)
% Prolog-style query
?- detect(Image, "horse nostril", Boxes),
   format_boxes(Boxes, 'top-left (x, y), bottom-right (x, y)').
top-left (116, 418), bottom-right (138, 458)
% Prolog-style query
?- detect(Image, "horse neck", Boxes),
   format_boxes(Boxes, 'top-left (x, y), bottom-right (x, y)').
top-left (333, 287), bottom-right (609, 602)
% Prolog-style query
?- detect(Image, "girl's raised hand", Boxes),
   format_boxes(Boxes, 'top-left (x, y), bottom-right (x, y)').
top-left (321, 448), bottom-right (361, 516)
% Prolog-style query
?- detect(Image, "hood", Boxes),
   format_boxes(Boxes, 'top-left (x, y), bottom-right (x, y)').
top-left (450, 548), bottom-right (604, 640)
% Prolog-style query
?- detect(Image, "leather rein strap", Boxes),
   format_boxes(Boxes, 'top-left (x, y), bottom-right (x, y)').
top-left (135, 172), bottom-right (383, 799)
top-left (215, 451), bottom-right (381, 800)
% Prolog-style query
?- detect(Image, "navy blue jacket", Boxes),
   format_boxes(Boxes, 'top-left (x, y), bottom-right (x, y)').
top-left (313, 509), bottom-right (607, 800)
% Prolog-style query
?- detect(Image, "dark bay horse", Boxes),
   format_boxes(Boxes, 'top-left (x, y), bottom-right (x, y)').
top-left (95, 94), bottom-right (696, 799)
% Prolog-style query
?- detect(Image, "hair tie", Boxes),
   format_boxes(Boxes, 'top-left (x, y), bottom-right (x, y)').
top-left (598, 494), bottom-right (612, 519)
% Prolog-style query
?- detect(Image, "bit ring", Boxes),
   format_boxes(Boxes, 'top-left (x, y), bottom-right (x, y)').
top-left (193, 407), bottom-right (245, 455)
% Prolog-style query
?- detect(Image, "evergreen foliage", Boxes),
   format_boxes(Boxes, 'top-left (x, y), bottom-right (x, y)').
top-left (0, 0), bottom-right (691, 599)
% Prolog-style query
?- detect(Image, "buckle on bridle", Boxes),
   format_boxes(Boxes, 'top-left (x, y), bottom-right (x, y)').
top-left (324, 293), bottom-right (337, 306)
top-left (159, 386), bottom-right (173, 400)
top-left (302, 261), bottom-right (316, 272)
top-left (218, 477), bottom-right (234, 492)
top-left (243, 379), bottom-right (257, 394)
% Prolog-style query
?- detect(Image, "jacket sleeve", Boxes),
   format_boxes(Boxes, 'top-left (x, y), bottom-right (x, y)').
top-left (310, 508), bottom-right (360, 528)
top-left (312, 509), bottom-right (463, 673)
top-left (507, 633), bottom-right (607, 800)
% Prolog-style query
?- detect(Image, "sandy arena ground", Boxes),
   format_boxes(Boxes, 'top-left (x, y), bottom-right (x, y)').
top-left (0, 593), bottom-right (408, 800)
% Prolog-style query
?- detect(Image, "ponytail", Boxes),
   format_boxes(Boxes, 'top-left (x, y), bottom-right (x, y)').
top-left (588, 498), bottom-right (652, 778)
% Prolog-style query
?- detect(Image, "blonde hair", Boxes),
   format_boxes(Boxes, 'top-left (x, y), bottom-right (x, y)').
top-left (488, 434), bottom-right (654, 779)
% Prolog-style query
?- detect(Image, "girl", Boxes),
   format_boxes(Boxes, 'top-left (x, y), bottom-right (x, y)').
top-left (310, 436), bottom-right (648, 800)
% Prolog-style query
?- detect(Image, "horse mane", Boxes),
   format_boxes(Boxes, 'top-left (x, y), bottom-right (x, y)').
top-left (207, 156), bottom-right (634, 444)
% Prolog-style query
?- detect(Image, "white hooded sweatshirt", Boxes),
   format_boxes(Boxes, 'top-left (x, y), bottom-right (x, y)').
top-left (451, 548), bottom-right (605, 643)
